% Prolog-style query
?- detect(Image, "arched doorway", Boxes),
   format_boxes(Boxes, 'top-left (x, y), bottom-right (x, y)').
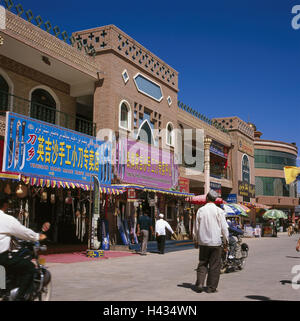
top-left (0, 75), bottom-right (9, 111)
top-left (31, 89), bottom-right (56, 124)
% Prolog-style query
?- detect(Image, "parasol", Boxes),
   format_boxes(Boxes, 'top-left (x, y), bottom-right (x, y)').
top-left (262, 209), bottom-right (287, 220)
top-left (187, 194), bottom-right (224, 205)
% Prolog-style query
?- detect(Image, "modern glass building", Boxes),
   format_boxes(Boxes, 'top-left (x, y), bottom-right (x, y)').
top-left (252, 125), bottom-right (299, 220)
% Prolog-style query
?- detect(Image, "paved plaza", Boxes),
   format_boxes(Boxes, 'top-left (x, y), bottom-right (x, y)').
top-left (48, 233), bottom-right (300, 301)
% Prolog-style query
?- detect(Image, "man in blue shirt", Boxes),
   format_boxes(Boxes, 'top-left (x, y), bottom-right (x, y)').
top-left (137, 211), bottom-right (153, 256)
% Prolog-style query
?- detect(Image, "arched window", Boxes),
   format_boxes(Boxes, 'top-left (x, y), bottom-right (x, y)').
top-left (138, 120), bottom-right (154, 145)
top-left (119, 101), bottom-right (131, 130)
top-left (31, 89), bottom-right (56, 124)
top-left (0, 75), bottom-right (9, 111)
top-left (166, 122), bottom-right (174, 147)
top-left (242, 154), bottom-right (250, 183)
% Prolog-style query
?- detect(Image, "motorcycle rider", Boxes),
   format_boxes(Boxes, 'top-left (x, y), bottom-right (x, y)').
top-left (0, 196), bottom-right (47, 301)
top-left (227, 220), bottom-right (244, 259)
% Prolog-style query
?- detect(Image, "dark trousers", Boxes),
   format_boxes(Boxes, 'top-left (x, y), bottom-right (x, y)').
top-left (157, 235), bottom-right (166, 254)
top-left (196, 245), bottom-right (222, 290)
top-left (0, 251), bottom-right (35, 300)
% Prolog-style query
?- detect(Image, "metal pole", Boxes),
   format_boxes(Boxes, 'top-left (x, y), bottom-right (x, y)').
top-left (204, 137), bottom-right (212, 195)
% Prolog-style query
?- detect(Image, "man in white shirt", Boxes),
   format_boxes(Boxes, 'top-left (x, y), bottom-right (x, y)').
top-left (155, 214), bottom-right (175, 254)
top-left (193, 190), bottom-right (229, 293)
top-left (0, 196), bottom-right (46, 300)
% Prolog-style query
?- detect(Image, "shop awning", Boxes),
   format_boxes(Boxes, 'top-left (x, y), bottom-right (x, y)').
top-left (20, 175), bottom-right (124, 195)
top-left (111, 184), bottom-right (195, 197)
top-left (0, 172), bottom-right (20, 180)
top-left (187, 194), bottom-right (224, 205)
top-left (240, 202), bottom-right (271, 210)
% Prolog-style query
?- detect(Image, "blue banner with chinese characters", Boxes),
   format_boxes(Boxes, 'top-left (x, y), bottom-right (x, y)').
top-left (2, 112), bottom-right (112, 185)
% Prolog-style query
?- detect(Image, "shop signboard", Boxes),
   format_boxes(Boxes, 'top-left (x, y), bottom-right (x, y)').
top-left (238, 181), bottom-right (255, 198)
top-left (210, 182), bottom-right (222, 197)
top-left (116, 138), bottom-right (178, 189)
top-left (226, 194), bottom-right (237, 203)
top-left (179, 177), bottom-right (190, 193)
top-left (2, 112), bottom-right (112, 184)
top-left (210, 140), bottom-right (228, 159)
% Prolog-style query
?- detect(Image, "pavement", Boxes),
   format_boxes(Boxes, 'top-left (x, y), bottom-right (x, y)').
top-left (47, 232), bottom-right (300, 301)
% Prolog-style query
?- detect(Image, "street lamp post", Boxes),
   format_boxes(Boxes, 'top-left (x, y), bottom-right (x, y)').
top-left (204, 137), bottom-right (212, 195)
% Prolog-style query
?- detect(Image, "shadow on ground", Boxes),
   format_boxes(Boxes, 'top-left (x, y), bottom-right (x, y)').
top-left (245, 295), bottom-right (272, 301)
top-left (177, 283), bottom-right (200, 293)
top-left (280, 280), bottom-right (300, 285)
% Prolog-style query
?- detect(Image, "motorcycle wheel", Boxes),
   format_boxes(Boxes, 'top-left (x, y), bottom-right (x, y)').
top-left (238, 259), bottom-right (245, 270)
top-left (35, 281), bottom-right (52, 301)
top-left (220, 260), bottom-right (227, 274)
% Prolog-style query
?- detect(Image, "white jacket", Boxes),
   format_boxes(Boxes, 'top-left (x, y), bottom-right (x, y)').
top-left (193, 203), bottom-right (229, 247)
top-left (0, 210), bottom-right (39, 254)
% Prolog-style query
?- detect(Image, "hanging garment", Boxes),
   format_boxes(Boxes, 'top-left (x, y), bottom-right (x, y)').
top-left (75, 202), bottom-right (81, 240)
top-left (24, 200), bottom-right (29, 228)
top-left (81, 204), bottom-right (87, 242)
top-left (18, 201), bottom-right (24, 225)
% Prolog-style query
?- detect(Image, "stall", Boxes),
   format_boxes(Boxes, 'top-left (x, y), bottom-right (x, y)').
top-left (1, 112), bottom-right (114, 253)
top-left (113, 138), bottom-right (194, 248)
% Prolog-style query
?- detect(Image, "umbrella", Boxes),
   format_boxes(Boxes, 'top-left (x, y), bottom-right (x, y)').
top-left (188, 194), bottom-right (224, 205)
top-left (263, 209), bottom-right (287, 220)
top-left (221, 204), bottom-right (240, 216)
top-left (229, 204), bottom-right (249, 217)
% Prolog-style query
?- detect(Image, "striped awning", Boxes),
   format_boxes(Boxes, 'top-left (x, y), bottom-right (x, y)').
top-left (112, 184), bottom-right (194, 197)
top-left (20, 175), bottom-right (124, 195)
top-left (240, 201), bottom-right (270, 210)
top-left (0, 172), bottom-right (20, 180)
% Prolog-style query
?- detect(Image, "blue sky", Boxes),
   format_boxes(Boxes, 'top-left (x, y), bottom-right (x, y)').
top-left (4, 1), bottom-right (300, 167)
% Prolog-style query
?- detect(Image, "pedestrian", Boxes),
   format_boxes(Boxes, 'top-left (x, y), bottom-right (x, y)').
top-left (193, 190), bottom-right (229, 293)
top-left (176, 215), bottom-right (187, 240)
top-left (272, 220), bottom-right (278, 237)
top-left (137, 210), bottom-right (153, 256)
top-left (296, 237), bottom-right (300, 252)
top-left (155, 214), bottom-right (175, 254)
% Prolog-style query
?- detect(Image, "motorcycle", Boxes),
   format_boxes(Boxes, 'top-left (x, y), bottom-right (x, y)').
top-left (0, 223), bottom-right (52, 301)
top-left (220, 232), bottom-right (249, 274)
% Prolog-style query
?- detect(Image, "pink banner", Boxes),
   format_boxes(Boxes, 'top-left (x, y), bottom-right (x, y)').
top-left (116, 139), bottom-right (178, 189)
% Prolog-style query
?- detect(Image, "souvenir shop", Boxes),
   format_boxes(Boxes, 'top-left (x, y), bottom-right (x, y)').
top-left (112, 138), bottom-right (194, 249)
top-left (1, 112), bottom-right (116, 252)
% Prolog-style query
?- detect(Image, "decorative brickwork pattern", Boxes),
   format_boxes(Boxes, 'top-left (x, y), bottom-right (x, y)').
top-left (213, 116), bottom-right (254, 139)
top-left (73, 25), bottom-right (178, 92)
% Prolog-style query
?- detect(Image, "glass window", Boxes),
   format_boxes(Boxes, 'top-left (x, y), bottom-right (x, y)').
top-left (242, 155), bottom-right (250, 183)
top-left (31, 89), bottom-right (56, 124)
top-left (255, 149), bottom-right (296, 170)
top-left (0, 75), bottom-right (9, 111)
top-left (134, 74), bottom-right (163, 101)
top-left (255, 176), bottom-right (294, 197)
top-left (167, 123), bottom-right (174, 146)
top-left (120, 103), bottom-right (129, 129)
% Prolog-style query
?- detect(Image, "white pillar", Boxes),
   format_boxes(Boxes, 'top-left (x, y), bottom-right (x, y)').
top-left (204, 137), bottom-right (212, 195)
